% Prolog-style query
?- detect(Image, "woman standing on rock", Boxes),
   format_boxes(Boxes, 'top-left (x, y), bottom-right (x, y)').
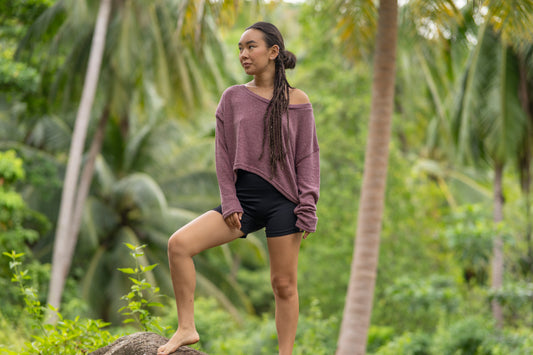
top-left (157, 21), bottom-right (319, 355)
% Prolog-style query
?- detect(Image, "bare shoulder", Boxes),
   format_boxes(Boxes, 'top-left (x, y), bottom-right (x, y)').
top-left (289, 88), bottom-right (310, 105)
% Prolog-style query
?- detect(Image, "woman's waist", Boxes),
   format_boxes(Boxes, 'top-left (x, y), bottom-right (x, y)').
top-left (236, 169), bottom-right (279, 192)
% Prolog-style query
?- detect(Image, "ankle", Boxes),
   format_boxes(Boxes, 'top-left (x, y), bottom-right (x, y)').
top-left (177, 325), bottom-right (198, 333)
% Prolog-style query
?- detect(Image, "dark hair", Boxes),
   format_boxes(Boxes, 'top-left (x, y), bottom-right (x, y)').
top-left (246, 21), bottom-right (297, 175)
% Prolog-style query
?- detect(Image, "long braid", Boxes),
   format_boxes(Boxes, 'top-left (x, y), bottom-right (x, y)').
top-left (259, 53), bottom-right (293, 175)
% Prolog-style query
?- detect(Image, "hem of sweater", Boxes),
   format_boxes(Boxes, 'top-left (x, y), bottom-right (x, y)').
top-left (233, 164), bottom-right (299, 205)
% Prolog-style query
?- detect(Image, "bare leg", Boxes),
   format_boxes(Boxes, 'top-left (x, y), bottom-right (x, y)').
top-left (267, 233), bottom-right (303, 355)
top-left (157, 211), bottom-right (244, 355)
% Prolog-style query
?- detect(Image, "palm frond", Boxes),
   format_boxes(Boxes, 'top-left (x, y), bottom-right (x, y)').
top-left (93, 155), bottom-right (116, 196)
top-left (451, 17), bottom-right (492, 164)
top-left (112, 173), bottom-right (169, 219)
top-left (25, 115), bottom-right (71, 152)
top-left (487, 0), bottom-right (533, 50)
top-left (334, 0), bottom-right (377, 61)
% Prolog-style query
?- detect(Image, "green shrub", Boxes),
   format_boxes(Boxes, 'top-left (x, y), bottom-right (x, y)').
top-left (293, 299), bottom-right (339, 355)
top-left (490, 281), bottom-right (533, 327)
top-left (0, 251), bottom-right (117, 354)
top-left (0, 312), bottom-right (26, 350)
top-left (117, 243), bottom-right (166, 333)
top-left (380, 275), bottom-right (460, 332)
top-left (0, 150), bottom-right (48, 259)
top-left (0, 150), bottom-right (50, 321)
top-left (18, 314), bottom-right (116, 355)
top-left (431, 316), bottom-right (492, 355)
top-left (191, 297), bottom-right (245, 352)
top-left (367, 325), bottom-right (396, 353)
top-left (0, 150), bottom-right (25, 185)
top-left (373, 331), bottom-right (431, 355)
top-left (440, 204), bottom-right (496, 286)
top-left (473, 326), bottom-right (533, 355)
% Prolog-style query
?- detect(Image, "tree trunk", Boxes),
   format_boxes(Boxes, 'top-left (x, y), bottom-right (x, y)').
top-left (517, 56), bottom-right (532, 275)
top-left (68, 107), bottom-right (110, 253)
top-left (491, 162), bottom-right (504, 329)
top-left (47, 0), bottom-right (112, 318)
top-left (336, 0), bottom-right (398, 354)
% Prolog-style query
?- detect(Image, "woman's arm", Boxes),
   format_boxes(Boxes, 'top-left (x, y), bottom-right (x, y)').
top-left (293, 98), bottom-right (320, 234)
top-left (215, 96), bottom-right (243, 220)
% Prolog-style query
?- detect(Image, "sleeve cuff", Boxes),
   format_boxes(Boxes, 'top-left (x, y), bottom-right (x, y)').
top-left (296, 217), bottom-right (317, 234)
top-left (221, 199), bottom-right (243, 220)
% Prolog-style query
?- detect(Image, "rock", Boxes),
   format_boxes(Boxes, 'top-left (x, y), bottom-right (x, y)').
top-left (89, 332), bottom-right (208, 355)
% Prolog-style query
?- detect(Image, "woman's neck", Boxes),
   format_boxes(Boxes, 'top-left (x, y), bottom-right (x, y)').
top-left (251, 66), bottom-right (275, 88)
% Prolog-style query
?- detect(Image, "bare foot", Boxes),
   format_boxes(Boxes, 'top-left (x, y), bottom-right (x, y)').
top-left (157, 328), bottom-right (200, 355)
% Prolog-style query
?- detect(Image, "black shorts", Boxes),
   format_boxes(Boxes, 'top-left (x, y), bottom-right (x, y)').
top-left (214, 170), bottom-right (300, 238)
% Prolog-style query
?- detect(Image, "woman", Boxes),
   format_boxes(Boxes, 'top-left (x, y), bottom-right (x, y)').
top-left (157, 21), bottom-right (319, 355)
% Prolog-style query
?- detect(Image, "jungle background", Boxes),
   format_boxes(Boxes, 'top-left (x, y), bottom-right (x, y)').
top-left (1, 0), bottom-right (533, 354)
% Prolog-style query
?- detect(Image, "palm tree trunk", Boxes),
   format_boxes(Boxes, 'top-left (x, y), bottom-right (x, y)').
top-left (68, 107), bottom-right (110, 258)
top-left (47, 0), bottom-right (112, 319)
top-left (336, 0), bottom-right (398, 354)
top-left (491, 162), bottom-right (504, 329)
top-left (518, 56), bottom-right (533, 275)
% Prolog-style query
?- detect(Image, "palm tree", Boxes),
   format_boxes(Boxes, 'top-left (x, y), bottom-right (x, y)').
top-left (450, 3), bottom-right (532, 326)
top-left (403, 0), bottom-right (533, 328)
top-left (516, 46), bottom-right (533, 278)
top-left (47, 0), bottom-right (112, 320)
top-left (330, 0), bottom-right (463, 351)
top-left (392, 0), bottom-right (533, 329)
top-left (18, 0), bottom-right (241, 315)
top-left (323, 0), bottom-right (532, 347)
top-left (336, 0), bottom-right (398, 353)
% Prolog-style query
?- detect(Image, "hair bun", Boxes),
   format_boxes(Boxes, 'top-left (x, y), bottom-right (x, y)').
top-left (281, 50), bottom-right (296, 70)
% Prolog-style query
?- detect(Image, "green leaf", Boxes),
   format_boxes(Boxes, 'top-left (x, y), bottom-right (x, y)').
top-left (8, 260), bottom-right (21, 269)
top-left (124, 242), bottom-right (137, 250)
top-left (129, 277), bottom-right (141, 285)
top-left (117, 267), bottom-right (136, 274)
top-left (140, 264), bottom-right (158, 272)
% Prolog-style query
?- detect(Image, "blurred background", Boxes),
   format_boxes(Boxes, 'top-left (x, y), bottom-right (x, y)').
top-left (1, 0), bottom-right (533, 354)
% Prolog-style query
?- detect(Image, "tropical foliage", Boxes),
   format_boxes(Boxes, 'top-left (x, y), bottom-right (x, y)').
top-left (1, 0), bottom-right (533, 354)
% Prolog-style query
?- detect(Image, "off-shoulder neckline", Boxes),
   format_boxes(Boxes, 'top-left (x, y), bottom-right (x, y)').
top-left (238, 85), bottom-right (312, 109)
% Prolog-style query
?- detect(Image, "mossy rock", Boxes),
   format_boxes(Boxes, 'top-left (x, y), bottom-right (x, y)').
top-left (89, 332), bottom-right (207, 355)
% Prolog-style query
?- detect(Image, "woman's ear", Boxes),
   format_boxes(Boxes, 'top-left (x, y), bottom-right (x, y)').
top-left (269, 44), bottom-right (280, 60)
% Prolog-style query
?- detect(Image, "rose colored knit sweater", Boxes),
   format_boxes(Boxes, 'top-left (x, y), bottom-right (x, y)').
top-left (215, 85), bottom-right (320, 233)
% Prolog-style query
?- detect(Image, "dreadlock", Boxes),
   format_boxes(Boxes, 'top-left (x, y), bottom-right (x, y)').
top-left (246, 22), bottom-right (297, 176)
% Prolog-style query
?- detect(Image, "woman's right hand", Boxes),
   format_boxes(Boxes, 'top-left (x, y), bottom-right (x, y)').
top-left (225, 212), bottom-right (243, 230)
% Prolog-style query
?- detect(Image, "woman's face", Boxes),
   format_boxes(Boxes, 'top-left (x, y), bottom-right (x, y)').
top-left (238, 29), bottom-right (278, 76)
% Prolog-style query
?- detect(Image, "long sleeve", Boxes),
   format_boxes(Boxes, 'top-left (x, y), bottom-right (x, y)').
top-left (215, 98), bottom-right (243, 219)
top-left (293, 113), bottom-right (320, 233)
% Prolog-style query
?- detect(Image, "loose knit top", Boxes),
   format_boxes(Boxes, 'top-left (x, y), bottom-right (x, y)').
top-left (215, 84), bottom-right (320, 233)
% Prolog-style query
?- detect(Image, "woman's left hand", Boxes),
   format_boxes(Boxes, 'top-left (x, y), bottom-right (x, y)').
top-left (225, 212), bottom-right (242, 230)
top-left (302, 231), bottom-right (310, 239)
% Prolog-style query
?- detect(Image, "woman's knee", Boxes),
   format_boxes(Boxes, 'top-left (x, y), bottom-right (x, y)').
top-left (271, 275), bottom-right (298, 300)
top-left (168, 229), bottom-right (191, 257)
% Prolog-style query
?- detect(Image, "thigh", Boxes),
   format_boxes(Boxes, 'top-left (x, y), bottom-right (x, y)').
top-left (173, 210), bottom-right (245, 256)
top-left (267, 233), bottom-right (303, 279)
